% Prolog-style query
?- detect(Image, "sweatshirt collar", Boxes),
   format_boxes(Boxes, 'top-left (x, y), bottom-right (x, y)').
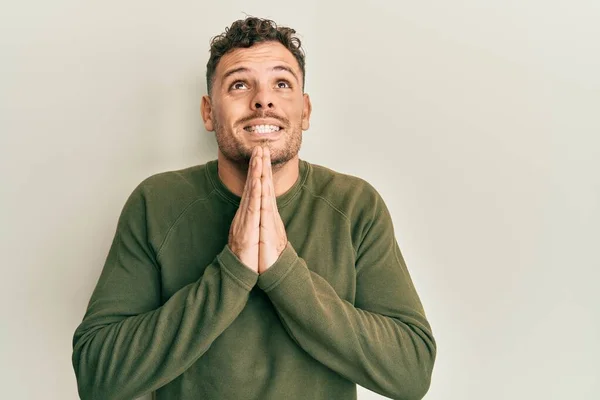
top-left (206, 158), bottom-right (309, 208)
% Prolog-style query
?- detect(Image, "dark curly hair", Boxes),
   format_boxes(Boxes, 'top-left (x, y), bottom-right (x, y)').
top-left (206, 17), bottom-right (306, 96)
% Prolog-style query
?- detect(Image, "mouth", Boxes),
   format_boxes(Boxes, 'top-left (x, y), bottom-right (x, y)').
top-left (243, 124), bottom-right (283, 134)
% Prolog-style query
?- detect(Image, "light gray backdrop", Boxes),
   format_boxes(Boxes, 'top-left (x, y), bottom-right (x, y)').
top-left (1, 1), bottom-right (598, 399)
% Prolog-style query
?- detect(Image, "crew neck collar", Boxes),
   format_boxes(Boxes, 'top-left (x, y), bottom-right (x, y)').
top-left (206, 158), bottom-right (310, 208)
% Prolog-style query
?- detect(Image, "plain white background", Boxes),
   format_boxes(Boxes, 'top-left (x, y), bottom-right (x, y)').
top-left (1, 1), bottom-right (599, 399)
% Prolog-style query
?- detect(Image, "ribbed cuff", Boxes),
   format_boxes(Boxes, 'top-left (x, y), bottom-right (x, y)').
top-left (257, 242), bottom-right (300, 292)
top-left (217, 245), bottom-right (259, 291)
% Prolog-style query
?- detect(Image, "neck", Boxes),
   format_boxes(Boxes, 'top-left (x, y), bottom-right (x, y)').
top-left (217, 150), bottom-right (300, 197)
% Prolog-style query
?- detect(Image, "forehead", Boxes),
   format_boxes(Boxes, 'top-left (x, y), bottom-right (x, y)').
top-left (215, 41), bottom-right (301, 79)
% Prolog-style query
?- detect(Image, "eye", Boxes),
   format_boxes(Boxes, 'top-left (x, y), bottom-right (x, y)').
top-left (277, 80), bottom-right (291, 89)
top-left (231, 81), bottom-right (248, 90)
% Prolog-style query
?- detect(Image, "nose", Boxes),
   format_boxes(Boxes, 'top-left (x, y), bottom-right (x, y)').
top-left (250, 85), bottom-right (275, 110)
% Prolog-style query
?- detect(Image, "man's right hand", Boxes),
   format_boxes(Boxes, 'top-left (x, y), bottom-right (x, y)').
top-left (228, 146), bottom-right (263, 273)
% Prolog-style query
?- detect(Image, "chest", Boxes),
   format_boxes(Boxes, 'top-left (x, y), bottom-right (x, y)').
top-left (158, 202), bottom-right (357, 304)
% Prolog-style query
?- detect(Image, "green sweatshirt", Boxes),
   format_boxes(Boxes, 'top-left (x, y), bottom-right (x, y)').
top-left (72, 158), bottom-right (436, 400)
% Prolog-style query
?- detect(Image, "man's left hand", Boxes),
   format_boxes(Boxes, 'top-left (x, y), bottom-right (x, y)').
top-left (258, 146), bottom-right (288, 274)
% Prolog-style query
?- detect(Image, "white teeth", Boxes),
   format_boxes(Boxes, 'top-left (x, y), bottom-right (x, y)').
top-left (246, 124), bottom-right (280, 134)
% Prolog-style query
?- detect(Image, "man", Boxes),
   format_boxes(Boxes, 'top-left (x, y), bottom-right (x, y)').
top-left (72, 17), bottom-right (436, 400)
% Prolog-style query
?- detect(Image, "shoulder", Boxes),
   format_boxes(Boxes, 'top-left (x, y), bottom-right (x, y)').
top-left (135, 163), bottom-right (210, 198)
top-left (118, 162), bottom-right (216, 241)
top-left (303, 160), bottom-right (385, 222)
top-left (129, 161), bottom-right (217, 208)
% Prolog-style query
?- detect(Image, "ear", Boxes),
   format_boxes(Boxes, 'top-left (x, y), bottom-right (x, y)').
top-left (201, 95), bottom-right (214, 131)
top-left (301, 93), bottom-right (312, 131)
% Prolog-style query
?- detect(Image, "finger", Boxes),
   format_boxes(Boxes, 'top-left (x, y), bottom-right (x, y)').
top-left (261, 154), bottom-right (273, 227)
top-left (262, 147), bottom-right (278, 213)
top-left (263, 148), bottom-right (286, 245)
top-left (252, 146), bottom-right (263, 184)
top-left (248, 177), bottom-right (261, 230)
top-left (244, 146), bottom-right (260, 196)
top-left (262, 146), bottom-right (271, 185)
top-left (237, 147), bottom-right (259, 234)
top-left (241, 152), bottom-right (262, 227)
top-left (249, 155), bottom-right (262, 212)
top-left (239, 147), bottom-right (257, 206)
top-left (236, 157), bottom-right (253, 228)
top-left (248, 147), bottom-right (263, 216)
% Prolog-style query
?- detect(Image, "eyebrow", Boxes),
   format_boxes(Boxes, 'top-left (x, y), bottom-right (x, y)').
top-left (222, 65), bottom-right (299, 83)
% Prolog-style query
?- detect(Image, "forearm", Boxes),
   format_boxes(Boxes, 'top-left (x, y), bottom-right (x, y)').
top-left (72, 246), bottom-right (258, 400)
top-left (258, 244), bottom-right (436, 400)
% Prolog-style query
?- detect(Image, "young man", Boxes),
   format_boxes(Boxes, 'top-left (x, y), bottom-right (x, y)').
top-left (72, 17), bottom-right (436, 400)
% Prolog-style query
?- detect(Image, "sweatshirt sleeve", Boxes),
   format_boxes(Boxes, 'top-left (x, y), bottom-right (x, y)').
top-left (256, 187), bottom-right (436, 400)
top-left (71, 184), bottom-right (259, 400)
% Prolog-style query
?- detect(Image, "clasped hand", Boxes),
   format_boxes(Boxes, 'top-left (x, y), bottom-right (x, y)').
top-left (228, 146), bottom-right (288, 274)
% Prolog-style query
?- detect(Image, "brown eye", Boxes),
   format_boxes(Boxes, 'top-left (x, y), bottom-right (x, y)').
top-left (277, 81), bottom-right (291, 89)
top-left (231, 81), bottom-right (248, 90)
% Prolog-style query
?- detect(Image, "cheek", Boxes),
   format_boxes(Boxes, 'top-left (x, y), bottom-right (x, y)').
top-left (213, 106), bottom-right (234, 129)
top-left (281, 96), bottom-right (305, 117)
top-left (220, 100), bottom-right (247, 127)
